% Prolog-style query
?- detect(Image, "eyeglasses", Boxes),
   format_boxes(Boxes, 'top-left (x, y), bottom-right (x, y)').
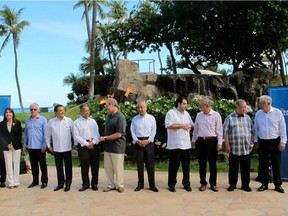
top-left (30, 109), bottom-right (38, 111)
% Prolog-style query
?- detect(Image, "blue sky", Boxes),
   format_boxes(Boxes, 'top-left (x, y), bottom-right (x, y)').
top-left (0, 0), bottom-right (163, 108)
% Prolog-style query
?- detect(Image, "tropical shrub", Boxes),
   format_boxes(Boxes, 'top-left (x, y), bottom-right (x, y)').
top-left (87, 96), bottom-right (235, 143)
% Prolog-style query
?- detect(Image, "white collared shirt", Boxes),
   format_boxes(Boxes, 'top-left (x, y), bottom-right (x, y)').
top-left (73, 116), bottom-right (100, 147)
top-left (45, 116), bottom-right (74, 152)
top-left (254, 106), bottom-right (287, 144)
top-left (130, 113), bottom-right (156, 144)
top-left (165, 108), bottom-right (194, 150)
top-left (192, 109), bottom-right (223, 144)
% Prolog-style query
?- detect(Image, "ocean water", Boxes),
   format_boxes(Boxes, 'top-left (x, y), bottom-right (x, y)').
top-left (13, 107), bottom-right (54, 113)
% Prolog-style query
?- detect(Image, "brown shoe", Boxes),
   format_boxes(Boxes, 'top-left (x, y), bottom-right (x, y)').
top-left (103, 187), bottom-right (116, 192)
top-left (117, 187), bottom-right (124, 193)
top-left (199, 185), bottom-right (206, 191)
top-left (211, 185), bottom-right (219, 192)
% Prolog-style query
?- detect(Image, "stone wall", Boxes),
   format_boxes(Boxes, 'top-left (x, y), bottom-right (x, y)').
top-left (113, 59), bottom-right (273, 108)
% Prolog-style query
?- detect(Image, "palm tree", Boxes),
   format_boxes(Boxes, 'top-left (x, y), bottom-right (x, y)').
top-left (74, 0), bottom-right (108, 99)
top-left (0, 5), bottom-right (29, 113)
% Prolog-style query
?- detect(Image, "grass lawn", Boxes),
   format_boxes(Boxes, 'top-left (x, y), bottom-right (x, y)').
top-left (45, 153), bottom-right (259, 173)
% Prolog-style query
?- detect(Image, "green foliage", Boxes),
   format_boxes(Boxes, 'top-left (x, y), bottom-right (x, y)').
top-left (87, 96), bottom-right (235, 142)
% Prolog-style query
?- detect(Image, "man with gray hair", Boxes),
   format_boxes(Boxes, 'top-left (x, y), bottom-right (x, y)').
top-left (131, 100), bottom-right (158, 192)
top-left (192, 97), bottom-right (223, 192)
top-left (23, 103), bottom-right (48, 189)
top-left (99, 98), bottom-right (127, 193)
top-left (223, 99), bottom-right (254, 192)
top-left (254, 95), bottom-right (287, 193)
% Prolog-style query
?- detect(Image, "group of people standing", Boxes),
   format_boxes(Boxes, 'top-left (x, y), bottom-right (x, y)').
top-left (0, 95), bottom-right (286, 194)
top-left (165, 95), bottom-right (286, 194)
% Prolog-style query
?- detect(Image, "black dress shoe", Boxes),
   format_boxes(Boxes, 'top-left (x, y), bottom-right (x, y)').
top-left (275, 186), bottom-right (285, 193)
top-left (184, 186), bottom-right (192, 192)
top-left (168, 187), bottom-right (176, 192)
top-left (150, 187), bottom-right (159, 192)
top-left (41, 183), bottom-right (47, 189)
top-left (134, 187), bottom-right (143, 192)
top-left (0, 182), bottom-right (5, 188)
top-left (92, 185), bottom-right (98, 191)
top-left (257, 185), bottom-right (268, 192)
top-left (64, 186), bottom-right (70, 192)
top-left (79, 186), bottom-right (89, 192)
top-left (241, 186), bottom-right (252, 192)
top-left (227, 185), bottom-right (236, 192)
top-left (53, 185), bottom-right (64, 191)
top-left (28, 183), bottom-right (39, 188)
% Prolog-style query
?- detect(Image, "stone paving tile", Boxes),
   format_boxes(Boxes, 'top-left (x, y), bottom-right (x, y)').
top-left (0, 167), bottom-right (287, 216)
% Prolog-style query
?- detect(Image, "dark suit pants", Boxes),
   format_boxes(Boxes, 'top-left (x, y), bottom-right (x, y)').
top-left (258, 137), bottom-right (282, 187)
top-left (196, 138), bottom-right (218, 186)
top-left (78, 144), bottom-right (99, 187)
top-left (0, 151), bottom-right (6, 183)
top-left (229, 153), bottom-right (251, 187)
top-left (136, 142), bottom-right (156, 188)
top-left (28, 149), bottom-right (48, 184)
top-left (54, 151), bottom-right (72, 187)
top-left (168, 149), bottom-right (191, 188)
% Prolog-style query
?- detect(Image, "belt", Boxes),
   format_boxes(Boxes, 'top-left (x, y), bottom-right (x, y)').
top-left (198, 136), bottom-right (217, 140)
top-left (137, 137), bottom-right (149, 140)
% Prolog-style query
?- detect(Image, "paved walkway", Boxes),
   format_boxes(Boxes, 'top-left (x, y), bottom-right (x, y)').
top-left (0, 166), bottom-right (287, 216)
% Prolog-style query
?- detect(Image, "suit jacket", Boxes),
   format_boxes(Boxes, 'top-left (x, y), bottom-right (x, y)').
top-left (0, 120), bottom-right (22, 151)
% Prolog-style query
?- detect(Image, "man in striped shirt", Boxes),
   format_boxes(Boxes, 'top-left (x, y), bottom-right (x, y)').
top-left (223, 99), bottom-right (254, 192)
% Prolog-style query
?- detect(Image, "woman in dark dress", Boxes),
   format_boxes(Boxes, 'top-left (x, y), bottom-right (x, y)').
top-left (0, 108), bottom-right (22, 188)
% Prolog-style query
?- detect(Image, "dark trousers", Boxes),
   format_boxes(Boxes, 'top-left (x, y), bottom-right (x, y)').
top-left (258, 137), bottom-right (282, 187)
top-left (229, 153), bottom-right (251, 187)
top-left (168, 149), bottom-right (191, 188)
top-left (0, 151), bottom-right (6, 183)
top-left (54, 151), bottom-right (72, 187)
top-left (196, 137), bottom-right (218, 186)
top-left (77, 144), bottom-right (99, 187)
top-left (136, 142), bottom-right (155, 188)
top-left (28, 149), bottom-right (48, 184)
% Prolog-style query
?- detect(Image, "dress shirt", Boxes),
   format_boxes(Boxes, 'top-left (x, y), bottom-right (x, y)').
top-left (24, 115), bottom-right (48, 149)
top-left (165, 107), bottom-right (194, 150)
top-left (223, 111), bottom-right (254, 155)
top-left (73, 116), bottom-right (100, 147)
top-left (45, 116), bottom-right (74, 152)
top-left (254, 106), bottom-right (287, 144)
top-left (130, 113), bottom-right (156, 144)
top-left (192, 109), bottom-right (223, 144)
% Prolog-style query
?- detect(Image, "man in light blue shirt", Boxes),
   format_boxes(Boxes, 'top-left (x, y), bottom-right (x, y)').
top-left (254, 95), bottom-right (287, 193)
top-left (23, 103), bottom-right (48, 189)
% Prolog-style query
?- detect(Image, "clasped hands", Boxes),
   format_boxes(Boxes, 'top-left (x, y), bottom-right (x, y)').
top-left (86, 141), bottom-right (94, 150)
top-left (7, 143), bottom-right (14, 151)
top-left (137, 139), bottom-right (149, 148)
top-left (182, 124), bottom-right (192, 131)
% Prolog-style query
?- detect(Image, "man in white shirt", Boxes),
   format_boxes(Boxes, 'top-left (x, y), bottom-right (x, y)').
top-left (73, 104), bottom-right (100, 192)
top-left (192, 97), bottom-right (223, 192)
top-left (254, 95), bottom-right (287, 193)
top-left (46, 104), bottom-right (74, 192)
top-left (131, 100), bottom-right (158, 192)
top-left (165, 96), bottom-right (194, 192)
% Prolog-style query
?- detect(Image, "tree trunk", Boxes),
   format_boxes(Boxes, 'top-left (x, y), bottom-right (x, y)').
top-left (88, 1), bottom-right (97, 99)
top-left (84, 0), bottom-right (91, 43)
top-left (276, 40), bottom-right (286, 86)
top-left (165, 41), bottom-right (177, 74)
top-left (13, 36), bottom-right (24, 113)
top-left (157, 49), bottom-right (163, 75)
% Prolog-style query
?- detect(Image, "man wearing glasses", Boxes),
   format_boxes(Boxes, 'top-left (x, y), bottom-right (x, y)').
top-left (23, 103), bottom-right (48, 189)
